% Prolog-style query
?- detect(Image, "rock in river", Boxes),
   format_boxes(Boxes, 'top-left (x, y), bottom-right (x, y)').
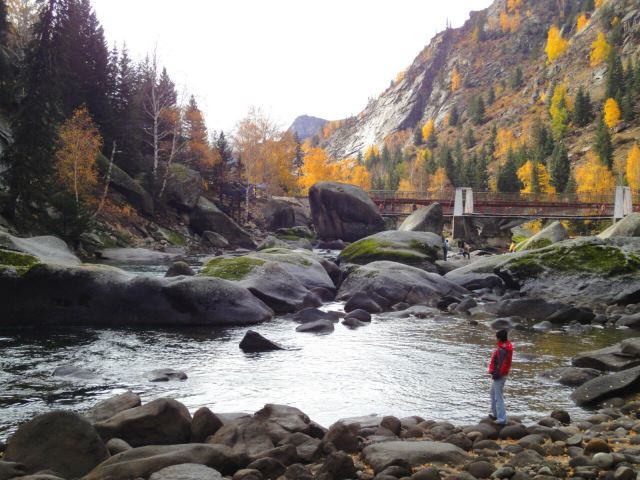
top-left (309, 182), bottom-right (384, 242)
top-left (571, 366), bottom-right (640, 406)
top-left (0, 263), bottom-right (273, 327)
top-left (146, 369), bottom-right (188, 382)
top-left (240, 330), bottom-right (285, 352)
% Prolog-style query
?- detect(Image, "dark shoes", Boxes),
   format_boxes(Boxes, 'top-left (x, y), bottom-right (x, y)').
top-left (488, 414), bottom-right (497, 420)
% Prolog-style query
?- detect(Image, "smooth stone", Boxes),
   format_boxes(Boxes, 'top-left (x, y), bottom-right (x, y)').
top-left (239, 330), bottom-right (285, 352)
top-left (145, 369), bottom-right (188, 382)
top-left (149, 463), bottom-right (223, 480)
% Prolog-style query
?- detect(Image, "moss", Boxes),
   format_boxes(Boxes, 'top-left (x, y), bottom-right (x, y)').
top-left (255, 249), bottom-right (313, 267)
top-left (276, 234), bottom-right (304, 241)
top-left (165, 230), bottom-right (186, 246)
top-left (506, 242), bottom-right (640, 278)
top-left (408, 240), bottom-right (439, 259)
top-left (276, 228), bottom-right (314, 240)
top-left (200, 256), bottom-right (266, 280)
top-left (169, 163), bottom-right (194, 182)
top-left (512, 235), bottom-right (528, 244)
top-left (340, 238), bottom-right (426, 265)
top-left (0, 249), bottom-right (41, 276)
top-left (516, 238), bottom-right (552, 252)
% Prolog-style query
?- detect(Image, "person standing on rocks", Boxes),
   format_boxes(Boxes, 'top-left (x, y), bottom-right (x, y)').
top-left (442, 238), bottom-right (449, 261)
top-left (488, 329), bottom-right (513, 425)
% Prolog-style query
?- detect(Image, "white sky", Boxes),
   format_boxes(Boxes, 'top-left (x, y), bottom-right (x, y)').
top-left (91, 0), bottom-right (493, 134)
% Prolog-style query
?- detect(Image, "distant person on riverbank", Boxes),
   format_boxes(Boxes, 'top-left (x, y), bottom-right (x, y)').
top-left (462, 241), bottom-right (471, 259)
top-left (488, 329), bottom-right (513, 425)
top-left (442, 238), bottom-right (449, 261)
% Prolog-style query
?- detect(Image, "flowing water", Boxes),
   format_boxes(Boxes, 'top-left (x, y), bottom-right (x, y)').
top-left (0, 254), bottom-right (638, 441)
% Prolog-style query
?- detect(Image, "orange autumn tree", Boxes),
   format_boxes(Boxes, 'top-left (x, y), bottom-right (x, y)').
top-left (604, 97), bottom-right (621, 128)
top-left (545, 25), bottom-right (568, 62)
top-left (421, 119), bottom-right (434, 143)
top-left (575, 152), bottom-right (615, 197)
top-left (299, 145), bottom-right (370, 193)
top-left (451, 67), bottom-right (461, 93)
top-left (55, 106), bottom-right (102, 206)
top-left (576, 14), bottom-right (588, 32)
top-left (626, 144), bottom-right (640, 191)
top-left (590, 32), bottom-right (611, 66)
top-left (183, 95), bottom-right (216, 170)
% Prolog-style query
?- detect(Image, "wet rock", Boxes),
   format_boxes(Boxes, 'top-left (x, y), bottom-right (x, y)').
top-left (246, 457), bottom-right (286, 480)
top-left (592, 452), bottom-right (615, 469)
top-left (191, 407), bottom-right (223, 443)
top-left (550, 410), bottom-right (571, 424)
top-left (583, 438), bottom-right (611, 455)
top-left (465, 460), bottom-right (496, 479)
top-left (0, 461), bottom-right (27, 480)
top-left (278, 433), bottom-right (321, 463)
top-left (499, 424), bottom-right (529, 440)
top-left (315, 451), bottom-right (357, 480)
top-left (571, 366), bottom-right (640, 406)
top-left (485, 298), bottom-right (567, 321)
top-left (362, 441), bottom-right (470, 472)
top-left (149, 463), bottom-right (223, 480)
top-left (541, 367), bottom-right (602, 387)
top-left (203, 231), bottom-right (230, 249)
top-left (532, 320), bottom-right (553, 331)
top-left (572, 344), bottom-right (640, 372)
top-left (380, 416), bottom-right (402, 436)
top-left (233, 469), bottom-right (264, 480)
top-left (84, 391), bottom-right (142, 423)
top-left (165, 261), bottom-right (195, 277)
top-left (84, 444), bottom-right (243, 480)
top-left (342, 317), bottom-right (367, 328)
top-left (323, 421), bottom-right (360, 454)
top-left (239, 331), bottom-right (285, 352)
top-left (345, 291), bottom-right (383, 313)
top-left (295, 319), bottom-right (334, 333)
top-left (106, 438), bottom-right (132, 455)
top-left (293, 308), bottom-right (340, 323)
top-left (94, 398), bottom-right (192, 447)
top-left (309, 182), bottom-right (385, 242)
top-left (546, 306), bottom-right (595, 324)
top-left (345, 309), bottom-right (372, 322)
top-left (146, 369), bottom-right (188, 382)
top-left (0, 232), bottom-right (81, 266)
top-left (4, 411), bottom-right (109, 479)
top-left (316, 239), bottom-right (346, 250)
top-left (52, 365), bottom-right (100, 380)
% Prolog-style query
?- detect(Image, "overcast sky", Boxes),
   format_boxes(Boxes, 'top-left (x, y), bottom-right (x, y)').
top-left (91, 0), bottom-right (493, 134)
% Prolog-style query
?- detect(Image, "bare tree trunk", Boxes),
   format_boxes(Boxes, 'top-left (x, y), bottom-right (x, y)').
top-left (158, 119), bottom-right (184, 201)
top-left (93, 141), bottom-right (116, 218)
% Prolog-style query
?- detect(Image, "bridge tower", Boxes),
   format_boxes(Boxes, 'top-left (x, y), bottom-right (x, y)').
top-left (452, 187), bottom-right (474, 238)
top-left (613, 186), bottom-right (633, 221)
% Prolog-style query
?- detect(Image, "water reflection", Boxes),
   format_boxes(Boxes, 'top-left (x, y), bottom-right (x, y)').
top-left (1, 310), bottom-right (637, 441)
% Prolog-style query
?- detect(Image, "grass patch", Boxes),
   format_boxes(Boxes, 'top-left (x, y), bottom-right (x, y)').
top-left (200, 256), bottom-right (265, 281)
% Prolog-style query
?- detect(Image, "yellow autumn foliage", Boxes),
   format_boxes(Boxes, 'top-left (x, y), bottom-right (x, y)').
top-left (507, 0), bottom-right (522, 12)
top-left (55, 106), bottom-right (102, 205)
top-left (576, 14), bottom-right (588, 32)
top-left (495, 128), bottom-right (520, 161)
top-left (451, 67), bottom-right (461, 93)
top-left (545, 25), bottom-right (568, 62)
top-left (428, 167), bottom-right (451, 195)
top-left (604, 97), bottom-right (621, 128)
top-left (299, 145), bottom-right (371, 194)
top-left (590, 32), bottom-right (611, 66)
top-left (625, 144), bottom-right (640, 191)
top-left (595, 0), bottom-right (605, 8)
top-left (516, 160), bottom-right (556, 194)
top-left (422, 119), bottom-right (434, 143)
top-left (575, 152), bottom-right (615, 197)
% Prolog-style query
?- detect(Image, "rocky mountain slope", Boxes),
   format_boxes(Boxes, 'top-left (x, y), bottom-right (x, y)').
top-left (289, 115), bottom-right (328, 140)
top-left (322, 0), bottom-right (640, 162)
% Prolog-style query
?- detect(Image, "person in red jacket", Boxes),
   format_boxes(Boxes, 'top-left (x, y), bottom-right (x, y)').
top-left (488, 329), bottom-right (513, 425)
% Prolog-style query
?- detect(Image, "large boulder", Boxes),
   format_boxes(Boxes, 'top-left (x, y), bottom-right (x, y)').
top-left (598, 212), bottom-right (640, 239)
top-left (572, 343), bottom-right (640, 372)
top-left (309, 182), bottom-right (384, 242)
top-left (84, 391), bottom-right (142, 423)
top-left (191, 197), bottom-right (255, 249)
top-left (263, 198), bottom-right (311, 231)
top-left (83, 444), bottom-right (244, 480)
top-left (515, 221), bottom-right (568, 251)
top-left (0, 232), bottom-right (80, 266)
top-left (97, 153), bottom-right (154, 215)
top-left (164, 163), bottom-right (203, 211)
top-left (4, 411), bottom-right (109, 479)
top-left (571, 366), bottom-right (640, 406)
top-left (0, 263), bottom-right (273, 327)
top-left (339, 231), bottom-right (442, 268)
top-left (208, 404), bottom-right (323, 459)
top-left (200, 250), bottom-right (333, 313)
top-left (94, 398), bottom-right (192, 447)
top-left (338, 261), bottom-right (469, 309)
top-left (398, 204), bottom-right (444, 235)
top-left (361, 441), bottom-right (470, 472)
top-left (484, 298), bottom-right (568, 321)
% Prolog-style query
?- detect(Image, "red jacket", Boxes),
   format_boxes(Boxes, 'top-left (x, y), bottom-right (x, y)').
top-left (489, 341), bottom-right (513, 379)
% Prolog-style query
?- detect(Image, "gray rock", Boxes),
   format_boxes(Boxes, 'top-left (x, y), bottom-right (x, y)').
top-left (100, 247), bottom-right (182, 264)
top-left (295, 319), bottom-right (334, 333)
top-left (149, 463), bottom-right (223, 480)
top-left (84, 391), bottom-right (142, 423)
top-left (540, 367), bottom-right (601, 387)
top-left (443, 271), bottom-right (505, 291)
top-left (278, 433), bottom-right (321, 463)
top-left (485, 298), bottom-right (567, 321)
top-left (613, 466), bottom-right (635, 480)
top-left (399, 204), bottom-right (444, 235)
top-left (233, 469), bottom-right (264, 480)
top-left (0, 232), bottom-right (80, 266)
top-left (0, 461), bottom-right (27, 480)
top-left (106, 438), bottom-right (132, 455)
top-left (4, 411), bottom-right (109, 479)
top-left (515, 221), bottom-right (568, 251)
top-left (309, 182), bottom-right (384, 242)
top-left (190, 407), bottom-right (223, 443)
top-left (620, 337), bottom-right (640, 356)
top-left (598, 213), bottom-right (640, 239)
top-left (342, 317), bottom-right (367, 328)
top-left (571, 366), bottom-right (640, 406)
top-left (0, 263), bottom-right (274, 327)
top-left (345, 309), bottom-right (372, 322)
top-left (146, 369), bottom-right (188, 382)
top-left (465, 460), bottom-right (496, 479)
top-left (616, 313), bottom-right (640, 328)
top-left (94, 398), bottom-right (192, 447)
top-left (339, 261), bottom-right (468, 310)
top-left (546, 306), bottom-right (595, 324)
top-left (165, 261), bottom-right (195, 277)
top-left (263, 197), bottom-right (310, 231)
top-left (572, 344), bottom-right (640, 371)
top-left (532, 321), bottom-right (553, 331)
top-left (315, 451), bottom-right (357, 480)
top-left (240, 330), bottom-right (285, 352)
top-left (293, 308), bottom-right (340, 323)
top-left (247, 458), bottom-right (286, 480)
top-left (507, 449), bottom-right (546, 467)
top-left (164, 164), bottom-right (203, 211)
top-left (203, 231), bottom-right (230, 249)
top-left (96, 153), bottom-right (154, 215)
top-left (592, 452), bottom-right (615, 469)
top-left (191, 197), bottom-right (255, 248)
top-left (83, 443), bottom-right (243, 480)
top-left (345, 291), bottom-right (383, 313)
top-left (361, 441), bottom-right (470, 472)
top-left (323, 421), bottom-right (361, 454)
top-left (52, 365), bottom-right (100, 380)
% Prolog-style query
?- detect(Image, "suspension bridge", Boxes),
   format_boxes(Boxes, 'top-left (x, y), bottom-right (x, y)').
top-left (368, 187), bottom-right (637, 221)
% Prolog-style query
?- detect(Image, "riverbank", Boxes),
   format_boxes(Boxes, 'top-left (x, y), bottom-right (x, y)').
top-left (1, 391), bottom-right (639, 480)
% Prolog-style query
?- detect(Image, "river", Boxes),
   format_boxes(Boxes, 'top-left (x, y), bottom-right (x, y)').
top-left (0, 253), bottom-right (637, 441)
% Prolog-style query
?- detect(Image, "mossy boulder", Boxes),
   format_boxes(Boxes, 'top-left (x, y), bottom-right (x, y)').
top-left (339, 230), bottom-right (441, 269)
top-left (0, 249), bottom-right (40, 276)
top-left (0, 263), bottom-right (273, 327)
top-left (201, 256), bottom-right (267, 281)
top-left (338, 261), bottom-right (469, 310)
top-left (515, 221), bottom-right (568, 252)
top-left (0, 232), bottom-right (80, 266)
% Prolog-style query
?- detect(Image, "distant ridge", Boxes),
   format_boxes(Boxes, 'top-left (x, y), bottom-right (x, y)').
top-left (288, 115), bottom-right (328, 140)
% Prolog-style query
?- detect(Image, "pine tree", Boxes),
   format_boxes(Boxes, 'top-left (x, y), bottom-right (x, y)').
top-left (509, 67), bottom-right (523, 90)
top-left (549, 142), bottom-right (570, 192)
top-left (453, 140), bottom-right (464, 187)
top-left (497, 149), bottom-right (522, 192)
top-left (532, 118), bottom-right (554, 159)
top-left (413, 127), bottom-right (422, 146)
top-left (572, 86), bottom-right (593, 127)
top-left (469, 95), bottom-right (485, 125)
top-left (606, 49), bottom-right (624, 102)
top-left (448, 104), bottom-right (459, 126)
top-left (213, 130), bottom-right (234, 185)
top-left (486, 124), bottom-right (497, 159)
top-left (595, 114), bottom-right (613, 168)
top-left (3, 0), bottom-right (64, 219)
top-left (438, 144), bottom-right (455, 186)
top-left (475, 146), bottom-right (489, 190)
top-left (464, 127), bottom-right (476, 149)
top-left (487, 85), bottom-right (496, 105)
top-left (293, 132), bottom-right (304, 177)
